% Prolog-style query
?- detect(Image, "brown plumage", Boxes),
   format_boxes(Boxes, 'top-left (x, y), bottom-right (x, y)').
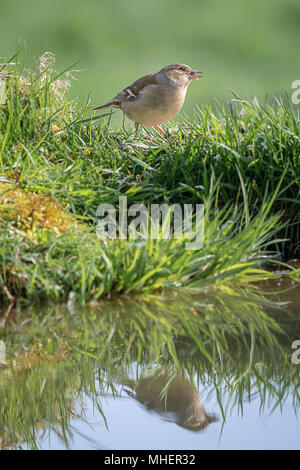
top-left (93, 64), bottom-right (202, 135)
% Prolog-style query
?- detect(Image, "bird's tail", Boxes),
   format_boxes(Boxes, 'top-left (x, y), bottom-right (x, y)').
top-left (92, 100), bottom-right (119, 111)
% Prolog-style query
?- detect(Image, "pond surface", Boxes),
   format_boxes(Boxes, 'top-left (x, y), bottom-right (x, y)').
top-left (21, 384), bottom-right (299, 450)
top-left (0, 279), bottom-right (300, 450)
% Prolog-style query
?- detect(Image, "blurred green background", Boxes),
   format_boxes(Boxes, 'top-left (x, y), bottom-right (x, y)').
top-left (1, 0), bottom-right (300, 114)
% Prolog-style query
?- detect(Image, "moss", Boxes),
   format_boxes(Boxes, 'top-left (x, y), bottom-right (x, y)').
top-left (0, 182), bottom-right (79, 236)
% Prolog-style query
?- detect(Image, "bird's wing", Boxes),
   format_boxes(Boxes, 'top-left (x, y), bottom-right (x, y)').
top-left (112, 73), bottom-right (158, 105)
top-left (93, 73), bottom-right (158, 110)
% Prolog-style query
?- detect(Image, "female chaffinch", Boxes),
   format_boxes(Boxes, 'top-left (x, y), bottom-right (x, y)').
top-left (93, 64), bottom-right (203, 135)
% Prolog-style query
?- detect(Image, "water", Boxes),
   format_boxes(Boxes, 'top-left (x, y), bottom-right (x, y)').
top-left (1, 279), bottom-right (299, 450)
top-left (22, 375), bottom-right (300, 450)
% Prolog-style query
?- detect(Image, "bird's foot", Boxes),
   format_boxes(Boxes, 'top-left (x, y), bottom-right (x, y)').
top-left (134, 123), bottom-right (140, 137)
top-left (155, 125), bottom-right (166, 136)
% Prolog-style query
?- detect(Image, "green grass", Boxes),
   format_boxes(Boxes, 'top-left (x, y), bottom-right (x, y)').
top-left (0, 203), bottom-right (284, 303)
top-left (0, 54), bottom-right (299, 304)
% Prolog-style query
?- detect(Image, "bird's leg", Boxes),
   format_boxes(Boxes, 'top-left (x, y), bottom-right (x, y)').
top-left (155, 125), bottom-right (166, 136)
top-left (135, 122), bottom-right (140, 137)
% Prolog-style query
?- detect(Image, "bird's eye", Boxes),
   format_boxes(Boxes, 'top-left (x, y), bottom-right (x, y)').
top-left (179, 67), bottom-right (186, 72)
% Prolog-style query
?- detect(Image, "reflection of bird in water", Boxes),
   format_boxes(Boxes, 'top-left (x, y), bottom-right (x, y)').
top-left (121, 370), bottom-right (217, 431)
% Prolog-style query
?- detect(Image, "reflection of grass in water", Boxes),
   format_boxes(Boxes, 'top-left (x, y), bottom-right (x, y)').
top-left (0, 286), bottom-right (299, 448)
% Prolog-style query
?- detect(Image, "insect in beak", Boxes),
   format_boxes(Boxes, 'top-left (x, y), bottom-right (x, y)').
top-left (188, 70), bottom-right (203, 80)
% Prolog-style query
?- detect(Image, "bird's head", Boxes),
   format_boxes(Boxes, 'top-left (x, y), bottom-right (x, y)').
top-left (156, 64), bottom-right (203, 89)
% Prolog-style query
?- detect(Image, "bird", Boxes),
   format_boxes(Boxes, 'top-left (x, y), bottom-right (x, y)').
top-left (93, 64), bottom-right (203, 136)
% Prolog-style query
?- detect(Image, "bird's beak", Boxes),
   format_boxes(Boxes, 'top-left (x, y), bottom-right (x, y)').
top-left (188, 70), bottom-right (203, 80)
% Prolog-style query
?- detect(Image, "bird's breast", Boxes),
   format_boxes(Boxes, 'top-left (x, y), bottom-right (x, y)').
top-left (121, 85), bottom-right (187, 126)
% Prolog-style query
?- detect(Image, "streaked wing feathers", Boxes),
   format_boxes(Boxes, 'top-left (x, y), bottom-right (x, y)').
top-left (112, 74), bottom-right (158, 106)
